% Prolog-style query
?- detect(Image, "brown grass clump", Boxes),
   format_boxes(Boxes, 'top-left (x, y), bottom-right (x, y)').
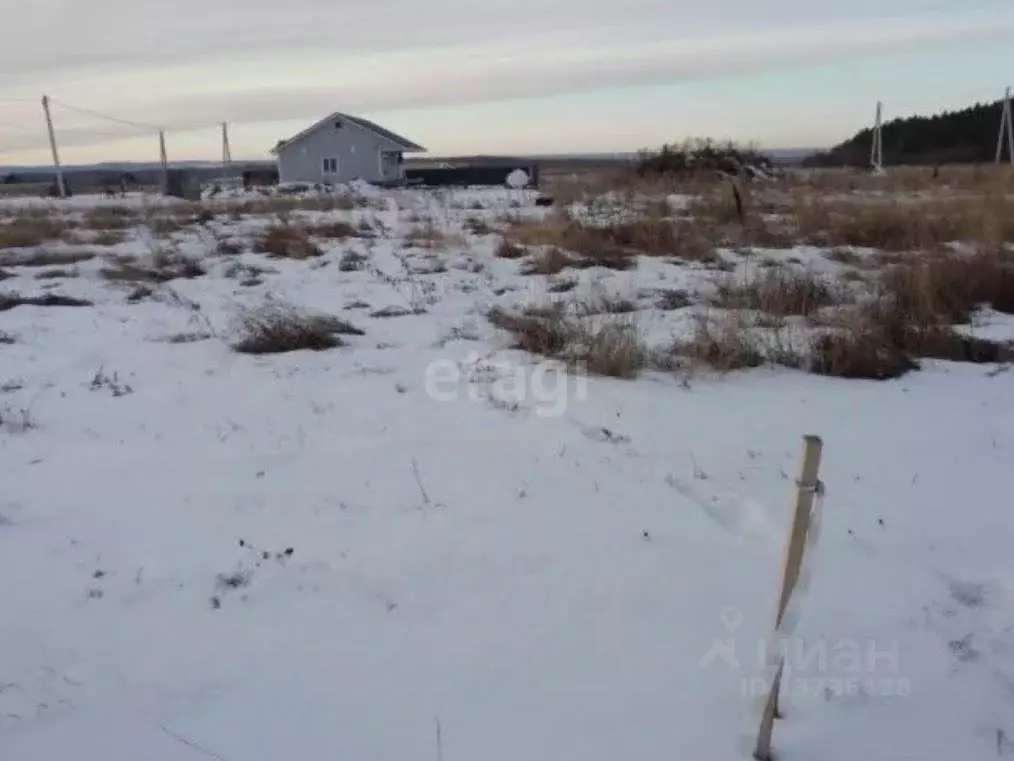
top-left (675, 312), bottom-right (766, 372)
top-left (308, 221), bottom-right (358, 239)
top-left (85, 206), bottom-right (137, 231)
top-left (259, 226), bottom-right (323, 259)
top-left (89, 229), bottom-right (128, 247)
top-left (101, 251), bottom-right (205, 283)
top-left (577, 321), bottom-right (647, 378)
top-left (488, 304), bottom-right (572, 356)
top-left (715, 268), bottom-right (837, 317)
top-left (795, 194), bottom-right (1014, 253)
top-left (808, 325), bottom-right (918, 380)
top-left (495, 238), bottom-right (527, 259)
top-left (487, 304), bottom-right (649, 378)
top-left (521, 248), bottom-right (574, 276)
top-left (0, 215), bottom-right (73, 249)
top-left (232, 302), bottom-right (364, 354)
top-left (506, 215), bottom-right (709, 267)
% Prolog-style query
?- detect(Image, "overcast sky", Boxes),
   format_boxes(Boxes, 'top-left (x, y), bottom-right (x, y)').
top-left (1, 0), bottom-right (1013, 164)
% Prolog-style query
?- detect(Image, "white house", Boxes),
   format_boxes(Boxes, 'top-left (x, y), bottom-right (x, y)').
top-left (271, 113), bottom-right (426, 185)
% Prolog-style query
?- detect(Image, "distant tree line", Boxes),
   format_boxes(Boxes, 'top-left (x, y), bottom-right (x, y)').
top-left (805, 99), bottom-right (1006, 167)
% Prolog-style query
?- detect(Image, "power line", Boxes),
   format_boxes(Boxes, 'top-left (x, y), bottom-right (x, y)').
top-left (46, 96), bottom-right (163, 131)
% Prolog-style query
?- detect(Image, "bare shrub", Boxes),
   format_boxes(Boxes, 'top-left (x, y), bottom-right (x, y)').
top-left (232, 302), bottom-right (364, 354)
top-left (259, 226), bottom-right (323, 259)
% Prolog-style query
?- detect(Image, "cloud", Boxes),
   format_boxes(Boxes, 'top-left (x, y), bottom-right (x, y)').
top-left (96, 12), bottom-right (1014, 130)
top-left (2, 2), bottom-right (1012, 160)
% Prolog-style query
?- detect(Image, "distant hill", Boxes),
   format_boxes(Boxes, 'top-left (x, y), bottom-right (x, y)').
top-left (805, 99), bottom-right (1006, 167)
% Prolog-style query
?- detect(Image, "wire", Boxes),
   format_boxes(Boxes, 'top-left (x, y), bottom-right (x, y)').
top-left (46, 96), bottom-right (163, 131)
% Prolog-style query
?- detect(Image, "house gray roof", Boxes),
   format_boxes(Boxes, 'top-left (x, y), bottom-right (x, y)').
top-left (272, 112), bottom-right (426, 154)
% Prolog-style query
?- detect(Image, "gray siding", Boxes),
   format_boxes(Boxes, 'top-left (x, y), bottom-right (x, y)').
top-left (276, 119), bottom-right (403, 185)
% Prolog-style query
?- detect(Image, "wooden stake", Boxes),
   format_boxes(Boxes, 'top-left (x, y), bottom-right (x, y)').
top-left (754, 434), bottom-right (824, 761)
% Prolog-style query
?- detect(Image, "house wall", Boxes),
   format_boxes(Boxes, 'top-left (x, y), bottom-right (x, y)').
top-left (276, 119), bottom-right (403, 184)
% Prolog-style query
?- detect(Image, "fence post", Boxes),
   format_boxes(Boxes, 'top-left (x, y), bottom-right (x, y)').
top-left (754, 434), bottom-right (824, 761)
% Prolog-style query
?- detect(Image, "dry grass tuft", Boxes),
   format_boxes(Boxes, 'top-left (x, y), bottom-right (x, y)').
top-left (495, 238), bottom-right (527, 259)
top-left (714, 268), bottom-right (837, 317)
top-left (232, 302), bottom-right (364, 354)
top-left (35, 267), bottom-right (78, 280)
top-left (339, 250), bottom-right (370, 272)
top-left (488, 304), bottom-right (572, 356)
top-left (521, 248), bottom-right (573, 276)
top-left (577, 320), bottom-right (647, 378)
top-left (808, 325), bottom-right (918, 380)
top-left (308, 221), bottom-right (359, 239)
top-left (674, 312), bottom-right (766, 372)
top-left (487, 303), bottom-right (649, 378)
top-left (0, 248), bottom-right (95, 268)
top-left (0, 214), bottom-right (74, 249)
top-left (85, 206), bottom-right (137, 231)
top-left (101, 251), bottom-right (205, 283)
top-left (0, 291), bottom-right (93, 311)
top-left (259, 226), bottom-right (323, 259)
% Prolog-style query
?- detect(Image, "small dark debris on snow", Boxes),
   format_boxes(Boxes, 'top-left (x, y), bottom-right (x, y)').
top-left (87, 589), bottom-right (104, 599)
top-left (209, 596), bottom-right (222, 610)
top-left (92, 570), bottom-right (106, 579)
top-left (216, 571), bottom-right (252, 590)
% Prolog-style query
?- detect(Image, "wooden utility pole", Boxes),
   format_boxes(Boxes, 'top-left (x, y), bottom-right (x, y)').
top-left (221, 121), bottom-right (232, 172)
top-left (158, 130), bottom-right (169, 193)
top-left (754, 435), bottom-right (824, 761)
top-left (870, 101), bottom-right (884, 172)
top-left (996, 87), bottom-right (1013, 166)
top-left (41, 95), bottom-right (67, 198)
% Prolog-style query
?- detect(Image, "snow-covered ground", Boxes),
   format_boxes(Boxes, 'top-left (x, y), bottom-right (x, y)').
top-left (1, 186), bottom-right (1013, 760)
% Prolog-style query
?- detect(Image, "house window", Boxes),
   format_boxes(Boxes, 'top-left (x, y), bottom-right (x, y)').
top-left (323, 157), bottom-right (338, 174)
